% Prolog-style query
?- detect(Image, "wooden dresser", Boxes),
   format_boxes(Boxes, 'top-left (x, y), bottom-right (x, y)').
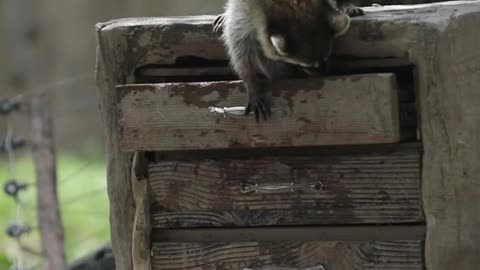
top-left (96, 1), bottom-right (480, 270)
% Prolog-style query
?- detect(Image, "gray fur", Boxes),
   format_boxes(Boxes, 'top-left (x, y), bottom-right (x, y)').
top-left (214, 0), bottom-right (364, 121)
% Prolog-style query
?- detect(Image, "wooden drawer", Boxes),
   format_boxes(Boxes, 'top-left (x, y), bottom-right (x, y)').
top-left (151, 240), bottom-right (424, 270)
top-left (148, 146), bottom-right (423, 228)
top-left (117, 73), bottom-right (402, 152)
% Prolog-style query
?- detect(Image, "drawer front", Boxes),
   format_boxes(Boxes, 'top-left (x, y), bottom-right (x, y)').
top-left (149, 148), bottom-right (422, 228)
top-left (117, 73), bottom-right (400, 152)
top-left (151, 241), bottom-right (424, 270)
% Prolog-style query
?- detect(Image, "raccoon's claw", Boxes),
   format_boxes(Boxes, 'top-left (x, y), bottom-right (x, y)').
top-left (213, 14), bottom-right (225, 33)
top-left (245, 94), bottom-right (272, 122)
top-left (341, 5), bottom-right (365, 17)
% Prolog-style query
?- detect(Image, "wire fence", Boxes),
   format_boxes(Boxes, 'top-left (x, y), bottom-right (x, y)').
top-left (1, 72), bottom-right (109, 270)
top-left (2, 72), bottom-right (93, 105)
top-left (3, 96), bottom-right (30, 270)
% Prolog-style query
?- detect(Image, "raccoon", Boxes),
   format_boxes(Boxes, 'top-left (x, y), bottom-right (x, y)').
top-left (213, 0), bottom-right (364, 121)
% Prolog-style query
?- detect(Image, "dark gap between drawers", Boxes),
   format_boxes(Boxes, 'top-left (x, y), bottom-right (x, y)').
top-left (151, 224), bottom-right (426, 242)
top-left (150, 142), bottom-right (422, 162)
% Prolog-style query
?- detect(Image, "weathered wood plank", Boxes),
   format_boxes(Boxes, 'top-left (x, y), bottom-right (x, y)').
top-left (417, 6), bottom-right (480, 270)
top-left (131, 152), bottom-right (151, 270)
top-left (151, 241), bottom-right (424, 270)
top-left (96, 22), bottom-right (136, 270)
top-left (149, 149), bottom-right (422, 228)
top-left (117, 74), bottom-right (401, 152)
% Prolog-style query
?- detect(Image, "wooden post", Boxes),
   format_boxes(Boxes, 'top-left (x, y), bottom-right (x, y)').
top-left (31, 93), bottom-right (66, 270)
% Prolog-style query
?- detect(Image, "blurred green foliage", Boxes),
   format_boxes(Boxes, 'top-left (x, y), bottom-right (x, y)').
top-left (0, 150), bottom-right (109, 270)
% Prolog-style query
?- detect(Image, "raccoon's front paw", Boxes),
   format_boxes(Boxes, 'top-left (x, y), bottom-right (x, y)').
top-left (213, 14), bottom-right (225, 33)
top-left (341, 4), bottom-right (365, 17)
top-left (245, 93), bottom-right (272, 122)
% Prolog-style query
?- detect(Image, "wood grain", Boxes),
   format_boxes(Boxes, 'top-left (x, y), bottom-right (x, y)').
top-left (418, 7), bottom-right (480, 270)
top-left (131, 153), bottom-right (151, 270)
top-left (96, 22), bottom-right (136, 270)
top-left (117, 74), bottom-right (401, 152)
top-left (149, 149), bottom-right (422, 228)
top-left (151, 241), bottom-right (424, 270)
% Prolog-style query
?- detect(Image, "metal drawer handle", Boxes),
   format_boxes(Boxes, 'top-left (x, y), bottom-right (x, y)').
top-left (240, 181), bottom-right (324, 194)
top-left (208, 106), bottom-right (280, 118)
top-left (208, 106), bottom-right (246, 117)
top-left (244, 265), bottom-right (326, 270)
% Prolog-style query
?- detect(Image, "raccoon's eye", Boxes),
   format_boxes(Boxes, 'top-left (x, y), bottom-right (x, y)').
top-left (270, 34), bottom-right (288, 56)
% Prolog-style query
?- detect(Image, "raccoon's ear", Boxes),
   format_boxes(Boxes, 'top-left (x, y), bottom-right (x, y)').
top-left (329, 13), bottom-right (351, 37)
top-left (270, 34), bottom-right (288, 56)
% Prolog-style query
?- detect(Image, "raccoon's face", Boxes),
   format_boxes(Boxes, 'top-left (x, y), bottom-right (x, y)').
top-left (267, 0), bottom-right (350, 70)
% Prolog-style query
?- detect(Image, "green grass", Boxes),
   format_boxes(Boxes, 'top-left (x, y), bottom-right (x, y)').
top-left (0, 150), bottom-right (110, 270)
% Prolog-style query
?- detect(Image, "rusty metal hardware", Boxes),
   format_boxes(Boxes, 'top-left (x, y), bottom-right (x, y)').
top-left (240, 181), bottom-right (324, 194)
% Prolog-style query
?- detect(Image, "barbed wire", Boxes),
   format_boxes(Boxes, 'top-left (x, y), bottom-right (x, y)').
top-left (61, 209), bottom-right (109, 217)
top-left (13, 159), bottom-right (100, 198)
top-left (1, 72), bottom-right (98, 270)
top-left (21, 203), bottom-right (108, 218)
top-left (3, 114), bottom-right (29, 270)
top-left (5, 126), bottom-right (16, 179)
top-left (61, 186), bottom-right (108, 206)
top-left (59, 161), bottom-right (96, 185)
top-left (1, 71), bottom-right (110, 270)
top-left (2, 72), bottom-right (93, 105)
top-left (18, 160), bottom-right (104, 212)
